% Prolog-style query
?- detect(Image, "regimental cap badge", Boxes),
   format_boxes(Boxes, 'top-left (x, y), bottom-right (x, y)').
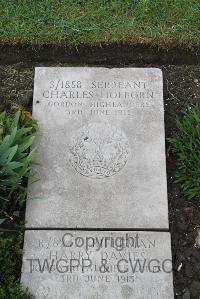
top-left (69, 122), bottom-right (130, 179)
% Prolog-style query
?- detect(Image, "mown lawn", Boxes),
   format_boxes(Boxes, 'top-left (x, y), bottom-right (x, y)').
top-left (0, 0), bottom-right (199, 49)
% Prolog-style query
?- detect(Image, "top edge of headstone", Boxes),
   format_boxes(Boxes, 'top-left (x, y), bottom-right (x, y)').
top-left (34, 67), bottom-right (162, 74)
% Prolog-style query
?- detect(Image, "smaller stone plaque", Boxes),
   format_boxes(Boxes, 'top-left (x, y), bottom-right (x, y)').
top-left (21, 230), bottom-right (174, 299)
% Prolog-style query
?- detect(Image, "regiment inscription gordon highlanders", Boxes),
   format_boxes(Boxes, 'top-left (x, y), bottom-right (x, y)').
top-left (69, 122), bottom-right (130, 179)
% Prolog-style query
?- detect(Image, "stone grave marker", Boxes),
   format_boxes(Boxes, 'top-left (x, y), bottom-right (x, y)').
top-left (21, 67), bottom-right (174, 298)
top-left (21, 230), bottom-right (174, 299)
top-left (26, 67), bottom-right (168, 229)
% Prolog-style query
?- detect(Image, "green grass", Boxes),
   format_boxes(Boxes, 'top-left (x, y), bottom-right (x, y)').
top-left (0, 0), bottom-right (199, 49)
top-left (169, 105), bottom-right (200, 199)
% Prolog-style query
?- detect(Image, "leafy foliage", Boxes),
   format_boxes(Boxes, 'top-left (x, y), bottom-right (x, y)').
top-left (169, 104), bottom-right (200, 199)
top-left (0, 107), bottom-right (38, 224)
top-left (0, 226), bottom-right (34, 299)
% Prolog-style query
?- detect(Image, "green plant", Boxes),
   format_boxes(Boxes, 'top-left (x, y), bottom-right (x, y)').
top-left (0, 282), bottom-right (33, 299)
top-left (0, 107), bottom-right (38, 224)
top-left (0, 226), bottom-right (34, 299)
top-left (169, 104), bottom-right (200, 199)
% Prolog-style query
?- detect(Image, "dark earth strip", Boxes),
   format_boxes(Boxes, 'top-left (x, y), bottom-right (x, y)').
top-left (0, 44), bottom-right (199, 66)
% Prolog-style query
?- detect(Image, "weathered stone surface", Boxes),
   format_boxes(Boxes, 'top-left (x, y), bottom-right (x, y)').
top-left (21, 230), bottom-right (174, 299)
top-left (26, 67), bottom-right (168, 228)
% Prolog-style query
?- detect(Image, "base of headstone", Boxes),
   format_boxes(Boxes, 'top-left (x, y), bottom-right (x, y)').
top-left (21, 230), bottom-right (174, 299)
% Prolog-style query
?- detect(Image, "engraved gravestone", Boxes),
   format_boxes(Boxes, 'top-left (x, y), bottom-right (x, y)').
top-left (26, 67), bottom-right (168, 229)
top-left (21, 230), bottom-right (174, 299)
top-left (21, 67), bottom-right (174, 298)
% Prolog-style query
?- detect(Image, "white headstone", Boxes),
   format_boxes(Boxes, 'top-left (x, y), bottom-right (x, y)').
top-left (26, 67), bottom-right (168, 229)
